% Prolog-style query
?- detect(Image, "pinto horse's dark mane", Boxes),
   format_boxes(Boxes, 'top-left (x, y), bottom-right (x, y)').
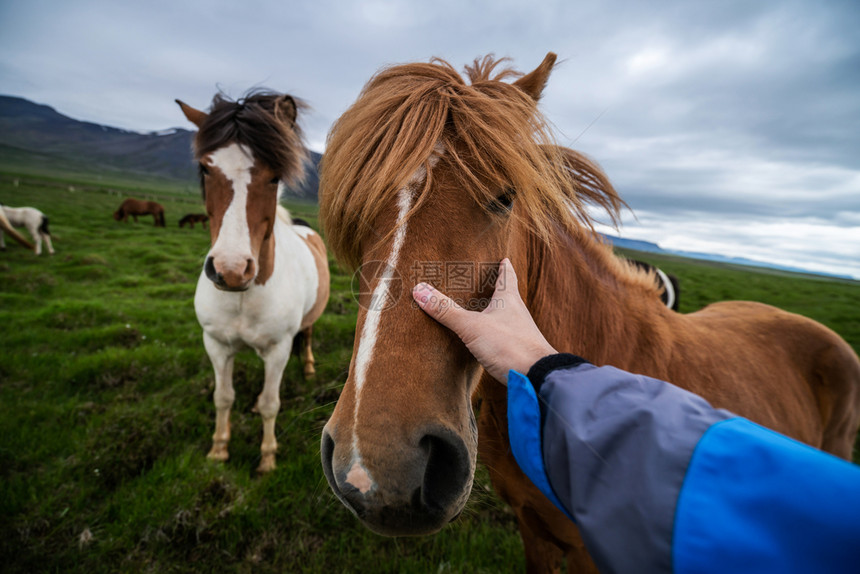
top-left (193, 90), bottom-right (309, 188)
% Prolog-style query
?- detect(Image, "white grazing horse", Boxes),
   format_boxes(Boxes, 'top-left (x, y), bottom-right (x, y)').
top-left (0, 205), bottom-right (54, 255)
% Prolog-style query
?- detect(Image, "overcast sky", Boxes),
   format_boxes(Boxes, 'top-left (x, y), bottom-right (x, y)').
top-left (1, 0), bottom-right (858, 279)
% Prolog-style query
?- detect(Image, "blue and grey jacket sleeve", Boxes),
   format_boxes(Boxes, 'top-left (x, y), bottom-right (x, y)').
top-left (507, 354), bottom-right (860, 574)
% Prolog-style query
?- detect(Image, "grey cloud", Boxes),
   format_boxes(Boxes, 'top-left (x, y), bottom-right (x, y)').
top-left (0, 0), bottom-right (857, 277)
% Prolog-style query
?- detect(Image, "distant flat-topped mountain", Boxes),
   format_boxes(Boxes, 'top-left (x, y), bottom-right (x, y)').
top-left (600, 233), bottom-right (853, 280)
top-left (0, 95), bottom-right (321, 199)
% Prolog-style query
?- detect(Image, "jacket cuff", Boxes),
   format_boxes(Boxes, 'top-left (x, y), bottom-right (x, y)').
top-left (527, 353), bottom-right (589, 394)
top-left (507, 369), bottom-right (576, 523)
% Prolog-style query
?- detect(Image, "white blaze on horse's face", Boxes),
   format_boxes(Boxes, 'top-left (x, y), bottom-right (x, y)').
top-left (345, 155), bottom-right (440, 473)
top-left (202, 142), bottom-right (277, 291)
top-left (321, 146), bottom-right (489, 537)
top-left (339, 183), bottom-right (415, 495)
top-left (353, 184), bottom-right (415, 394)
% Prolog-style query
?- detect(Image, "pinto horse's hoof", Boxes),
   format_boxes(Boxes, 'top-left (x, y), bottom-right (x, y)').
top-left (207, 443), bottom-right (229, 462)
top-left (303, 364), bottom-right (316, 379)
top-left (257, 454), bottom-right (276, 474)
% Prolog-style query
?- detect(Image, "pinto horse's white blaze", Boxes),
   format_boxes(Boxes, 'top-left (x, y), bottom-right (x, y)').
top-left (207, 143), bottom-right (255, 278)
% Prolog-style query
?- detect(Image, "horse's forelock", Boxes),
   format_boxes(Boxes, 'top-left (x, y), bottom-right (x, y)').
top-left (320, 55), bottom-right (624, 271)
top-left (194, 91), bottom-right (308, 186)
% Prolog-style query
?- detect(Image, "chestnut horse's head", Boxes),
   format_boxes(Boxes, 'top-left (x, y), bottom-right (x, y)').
top-left (176, 91), bottom-right (308, 291)
top-left (319, 53), bottom-right (621, 535)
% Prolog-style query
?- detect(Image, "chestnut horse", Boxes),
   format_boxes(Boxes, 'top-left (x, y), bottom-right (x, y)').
top-left (318, 54), bottom-right (860, 571)
top-left (113, 198), bottom-right (166, 227)
top-left (177, 91), bottom-right (330, 473)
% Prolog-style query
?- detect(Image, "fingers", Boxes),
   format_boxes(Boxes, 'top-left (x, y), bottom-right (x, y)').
top-left (413, 282), bottom-right (467, 332)
top-left (414, 258), bottom-right (518, 333)
top-left (494, 258), bottom-right (523, 307)
top-left (497, 258), bottom-right (516, 293)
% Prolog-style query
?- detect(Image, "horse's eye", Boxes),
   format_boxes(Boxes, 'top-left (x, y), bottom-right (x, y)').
top-left (488, 188), bottom-right (516, 214)
top-left (269, 177), bottom-right (280, 186)
top-left (199, 163), bottom-right (210, 176)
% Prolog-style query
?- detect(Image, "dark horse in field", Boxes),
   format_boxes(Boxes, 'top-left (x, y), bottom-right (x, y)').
top-left (113, 198), bottom-right (165, 227)
top-left (179, 213), bottom-right (209, 229)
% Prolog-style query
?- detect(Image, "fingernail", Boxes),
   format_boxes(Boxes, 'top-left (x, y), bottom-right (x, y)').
top-left (413, 283), bottom-right (432, 304)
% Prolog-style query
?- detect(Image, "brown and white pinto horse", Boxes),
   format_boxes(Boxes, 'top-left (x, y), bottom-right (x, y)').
top-left (318, 54), bottom-right (860, 571)
top-left (113, 198), bottom-right (166, 227)
top-left (177, 91), bottom-right (329, 473)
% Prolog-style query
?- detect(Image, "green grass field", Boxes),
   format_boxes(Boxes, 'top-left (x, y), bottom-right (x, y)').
top-left (2, 173), bottom-right (859, 573)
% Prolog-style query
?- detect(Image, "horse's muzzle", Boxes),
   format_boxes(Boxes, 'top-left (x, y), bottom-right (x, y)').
top-left (320, 424), bottom-right (474, 536)
top-left (204, 255), bottom-right (254, 291)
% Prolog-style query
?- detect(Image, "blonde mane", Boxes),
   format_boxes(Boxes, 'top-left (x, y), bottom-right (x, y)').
top-left (320, 54), bottom-right (625, 271)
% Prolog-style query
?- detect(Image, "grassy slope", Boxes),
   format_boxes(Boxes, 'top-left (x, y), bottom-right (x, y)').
top-left (1, 175), bottom-right (858, 572)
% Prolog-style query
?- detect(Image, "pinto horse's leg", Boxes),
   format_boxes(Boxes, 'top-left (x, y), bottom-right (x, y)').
top-left (255, 340), bottom-right (291, 473)
top-left (42, 232), bottom-right (54, 255)
top-left (203, 332), bottom-right (236, 462)
top-left (26, 222), bottom-right (42, 255)
top-left (300, 325), bottom-right (316, 378)
top-left (40, 219), bottom-right (54, 255)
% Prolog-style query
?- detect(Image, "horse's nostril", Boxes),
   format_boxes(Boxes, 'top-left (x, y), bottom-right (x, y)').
top-left (321, 430), bottom-right (367, 517)
top-left (244, 258), bottom-right (255, 278)
top-left (321, 431), bottom-right (336, 486)
top-left (204, 256), bottom-right (220, 283)
top-left (419, 431), bottom-right (470, 512)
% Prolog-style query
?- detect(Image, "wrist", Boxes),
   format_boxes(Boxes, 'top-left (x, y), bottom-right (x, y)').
top-left (507, 345), bottom-right (556, 381)
top-left (526, 353), bottom-right (589, 393)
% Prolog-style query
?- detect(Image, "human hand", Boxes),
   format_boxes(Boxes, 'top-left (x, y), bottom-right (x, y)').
top-left (412, 258), bottom-right (557, 384)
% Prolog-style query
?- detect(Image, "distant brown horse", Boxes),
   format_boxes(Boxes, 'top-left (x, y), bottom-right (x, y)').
top-left (318, 53), bottom-right (860, 572)
top-left (179, 213), bottom-right (209, 229)
top-left (113, 198), bottom-right (165, 227)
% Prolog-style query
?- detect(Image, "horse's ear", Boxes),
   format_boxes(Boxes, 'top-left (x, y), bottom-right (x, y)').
top-left (175, 99), bottom-right (208, 128)
top-left (275, 95), bottom-right (297, 124)
top-left (513, 52), bottom-right (557, 102)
